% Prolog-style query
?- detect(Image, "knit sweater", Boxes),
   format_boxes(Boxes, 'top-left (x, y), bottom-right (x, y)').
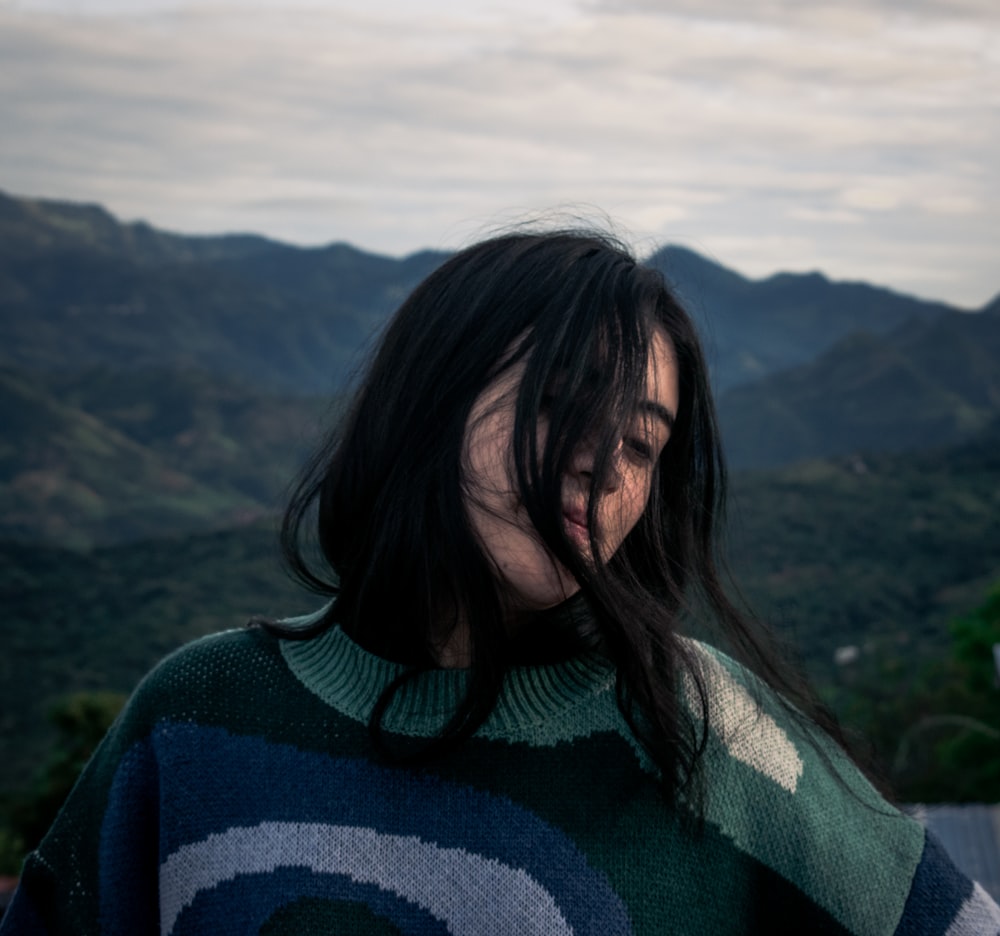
top-left (3, 623), bottom-right (998, 935)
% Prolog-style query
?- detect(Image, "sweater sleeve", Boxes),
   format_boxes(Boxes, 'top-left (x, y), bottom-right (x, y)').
top-left (894, 830), bottom-right (1000, 935)
top-left (1, 661), bottom-right (168, 934)
top-left (686, 641), bottom-right (1000, 935)
top-left (0, 628), bottom-right (278, 936)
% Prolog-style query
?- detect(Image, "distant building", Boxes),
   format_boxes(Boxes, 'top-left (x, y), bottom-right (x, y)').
top-left (834, 644), bottom-right (860, 666)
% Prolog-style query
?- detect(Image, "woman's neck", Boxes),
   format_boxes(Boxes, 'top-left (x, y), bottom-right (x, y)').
top-left (432, 593), bottom-right (604, 669)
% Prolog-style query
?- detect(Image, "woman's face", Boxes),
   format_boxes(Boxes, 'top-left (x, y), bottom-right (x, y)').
top-left (463, 329), bottom-right (679, 613)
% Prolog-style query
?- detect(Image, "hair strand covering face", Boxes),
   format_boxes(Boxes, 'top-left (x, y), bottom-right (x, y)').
top-left (270, 229), bottom-right (867, 808)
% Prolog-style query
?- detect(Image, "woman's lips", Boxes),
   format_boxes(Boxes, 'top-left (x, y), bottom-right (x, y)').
top-left (563, 506), bottom-right (590, 547)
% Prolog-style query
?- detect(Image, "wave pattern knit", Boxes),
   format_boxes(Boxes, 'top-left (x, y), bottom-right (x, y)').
top-left (3, 624), bottom-right (999, 935)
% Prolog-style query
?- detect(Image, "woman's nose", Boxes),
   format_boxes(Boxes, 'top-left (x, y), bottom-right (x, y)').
top-left (570, 437), bottom-right (624, 491)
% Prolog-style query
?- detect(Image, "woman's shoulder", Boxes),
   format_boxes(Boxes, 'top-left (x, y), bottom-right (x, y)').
top-left (680, 639), bottom-right (941, 932)
top-left (144, 624), bottom-right (276, 682)
top-left (120, 625), bottom-right (285, 726)
top-left (680, 637), bottom-right (875, 800)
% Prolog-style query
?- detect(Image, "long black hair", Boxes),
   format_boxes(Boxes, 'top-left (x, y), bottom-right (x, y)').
top-left (273, 229), bottom-right (853, 804)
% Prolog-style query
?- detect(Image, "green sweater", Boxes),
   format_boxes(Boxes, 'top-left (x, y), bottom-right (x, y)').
top-left (4, 623), bottom-right (998, 934)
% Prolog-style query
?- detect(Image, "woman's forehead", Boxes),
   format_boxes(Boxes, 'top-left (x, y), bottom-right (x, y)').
top-left (475, 326), bottom-right (678, 419)
top-left (644, 329), bottom-right (680, 426)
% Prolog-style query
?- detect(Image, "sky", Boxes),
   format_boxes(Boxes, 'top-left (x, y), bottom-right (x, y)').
top-left (1, 0), bottom-right (997, 308)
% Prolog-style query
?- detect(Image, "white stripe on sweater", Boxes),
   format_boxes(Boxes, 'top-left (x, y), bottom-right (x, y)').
top-left (159, 821), bottom-right (574, 936)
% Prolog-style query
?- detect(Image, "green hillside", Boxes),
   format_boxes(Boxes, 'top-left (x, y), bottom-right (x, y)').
top-left (727, 423), bottom-right (1000, 677)
top-left (2, 426), bottom-right (998, 797)
top-left (0, 366), bottom-right (328, 547)
top-left (719, 308), bottom-right (1000, 468)
top-left (0, 524), bottom-right (315, 796)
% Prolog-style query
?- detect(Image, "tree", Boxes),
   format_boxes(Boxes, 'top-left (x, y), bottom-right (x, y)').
top-left (892, 583), bottom-right (1000, 801)
top-left (2, 690), bottom-right (126, 866)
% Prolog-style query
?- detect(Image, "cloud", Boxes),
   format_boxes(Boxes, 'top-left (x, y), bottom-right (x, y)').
top-left (592, 0), bottom-right (1000, 26)
top-left (0, 0), bottom-right (997, 305)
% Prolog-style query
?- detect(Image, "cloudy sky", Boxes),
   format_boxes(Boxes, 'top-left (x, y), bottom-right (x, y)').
top-left (1, 0), bottom-right (997, 307)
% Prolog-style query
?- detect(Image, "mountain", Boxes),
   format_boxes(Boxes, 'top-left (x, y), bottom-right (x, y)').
top-left (0, 366), bottom-right (325, 547)
top-left (718, 305), bottom-right (1000, 468)
top-left (0, 190), bottom-right (280, 264)
top-left (648, 245), bottom-right (964, 391)
top-left (3, 190), bottom-right (984, 396)
top-left (0, 191), bottom-right (446, 394)
top-left (3, 189), bottom-right (999, 546)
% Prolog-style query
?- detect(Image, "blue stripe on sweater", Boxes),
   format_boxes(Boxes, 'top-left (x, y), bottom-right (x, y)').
top-left (100, 722), bottom-right (632, 936)
top-left (895, 831), bottom-right (973, 934)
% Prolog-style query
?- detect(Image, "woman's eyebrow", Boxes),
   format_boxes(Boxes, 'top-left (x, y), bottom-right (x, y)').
top-left (639, 399), bottom-right (675, 431)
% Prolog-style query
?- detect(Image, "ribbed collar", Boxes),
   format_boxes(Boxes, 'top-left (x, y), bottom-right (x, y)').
top-left (280, 624), bottom-right (618, 741)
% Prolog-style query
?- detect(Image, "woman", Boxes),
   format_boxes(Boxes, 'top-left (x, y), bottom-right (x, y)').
top-left (4, 230), bottom-right (997, 934)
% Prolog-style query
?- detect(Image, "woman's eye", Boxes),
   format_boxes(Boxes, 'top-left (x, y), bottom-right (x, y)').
top-left (626, 438), bottom-right (654, 461)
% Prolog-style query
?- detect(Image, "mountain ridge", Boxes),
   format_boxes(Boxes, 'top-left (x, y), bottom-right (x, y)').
top-left (4, 189), bottom-right (992, 395)
top-left (648, 244), bottom-right (966, 390)
top-left (718, 307), bottom-right (1000, 467)
top-left (2, 189), bottom-right (999, 543)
